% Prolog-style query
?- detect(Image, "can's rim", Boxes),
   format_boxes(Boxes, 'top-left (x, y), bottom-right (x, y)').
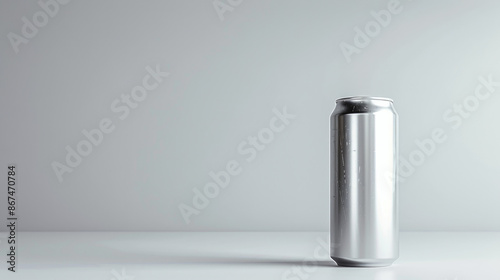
top-left (336, 96), bottom-right (393, 103)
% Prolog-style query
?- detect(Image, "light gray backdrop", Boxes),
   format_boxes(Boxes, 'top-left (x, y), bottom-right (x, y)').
top-left (1, 0), bottom-right (499, 231)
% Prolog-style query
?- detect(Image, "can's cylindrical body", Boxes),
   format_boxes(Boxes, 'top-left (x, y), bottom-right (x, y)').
top-left (330, 96), bottom-right (398, 267)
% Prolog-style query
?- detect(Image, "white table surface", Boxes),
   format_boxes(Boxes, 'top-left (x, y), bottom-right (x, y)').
top-left (0, 232), bottom-right (499, 280)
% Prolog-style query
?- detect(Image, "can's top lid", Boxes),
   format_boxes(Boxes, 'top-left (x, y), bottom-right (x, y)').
top-left (336, 96), bottom-right (393, 103)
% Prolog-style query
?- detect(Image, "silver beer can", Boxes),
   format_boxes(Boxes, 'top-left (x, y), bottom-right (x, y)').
top-left (330, 96), bottom-right (399, 267)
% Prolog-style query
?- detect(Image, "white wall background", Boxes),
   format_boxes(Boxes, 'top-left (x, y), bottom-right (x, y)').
top-left (1, 0), bottom-right (500, 231)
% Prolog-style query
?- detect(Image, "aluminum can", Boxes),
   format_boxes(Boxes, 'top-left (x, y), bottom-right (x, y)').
top-left (330, 96), bottom-right (398, 267)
